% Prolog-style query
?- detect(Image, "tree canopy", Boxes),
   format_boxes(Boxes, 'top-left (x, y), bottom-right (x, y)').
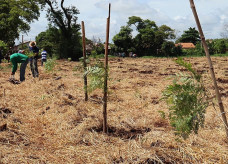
top-left (36, 25), bottom-right (60, 57)
top-left (0, 0), bottom-right (43, 46)
top-left (176, 27), bottom-right (201, 45)
top-left (112, 16), bottom-right (176, 56)
top-left (112, 26), bottom-right (133, 55)
top-left (41, 0), bottom-right (82, 60)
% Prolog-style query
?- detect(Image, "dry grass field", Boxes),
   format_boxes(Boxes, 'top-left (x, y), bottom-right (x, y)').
top-left (0, 57), bottom-right (228, 163)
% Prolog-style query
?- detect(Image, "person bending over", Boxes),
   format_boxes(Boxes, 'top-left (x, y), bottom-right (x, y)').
top-left (10, 50), bottom-right (29, 82)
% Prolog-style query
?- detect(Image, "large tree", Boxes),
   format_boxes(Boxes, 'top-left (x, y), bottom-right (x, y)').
top-left (0, 0), bottom-right (43, 46)
top-left (42, 0), bottom-right (82, 61)
top-left (36, 25), bottom-right (60, 57)
top-left (214, 39), bottom-right (227, 54)
top-left (177, 27), bottom-right (201, 45)
top-left (112, 16), bottom-right (175, 56)
top-left (112, 26), bottom-right (133, 55)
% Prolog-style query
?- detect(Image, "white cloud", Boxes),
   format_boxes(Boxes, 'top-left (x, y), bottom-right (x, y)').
top-left (174, 16), bottom-right (187, 22)
top-left (16, 0), bottom-right (228, 44)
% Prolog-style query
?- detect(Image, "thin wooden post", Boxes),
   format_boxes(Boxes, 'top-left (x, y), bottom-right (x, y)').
top-left (22, 35), bottom-right (24, 49)
top-left (103, 3), bottom-right (111, 133)
top-left (189, 0), bottom-right (228, 138)
top-left (3, 89), bottom-right (5, 106)
top-left (81, 21), bottom-right (88, 101)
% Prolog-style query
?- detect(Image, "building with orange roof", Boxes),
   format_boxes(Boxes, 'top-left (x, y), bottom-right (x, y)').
top-left (175, 43), bottom-right (196, 49)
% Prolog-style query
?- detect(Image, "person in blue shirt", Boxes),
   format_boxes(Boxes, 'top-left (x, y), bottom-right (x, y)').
top-left (29, 41), bottom-right (39, 77)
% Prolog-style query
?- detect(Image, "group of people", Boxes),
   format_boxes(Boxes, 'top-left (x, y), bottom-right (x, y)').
top-left (9, 41), bottom-right (47, 82)
top-left (117, 52), bottom-right (137, 58)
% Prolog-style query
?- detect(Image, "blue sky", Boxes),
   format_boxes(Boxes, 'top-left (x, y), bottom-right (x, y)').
top-left (17, 0), bottom-right (228, 44)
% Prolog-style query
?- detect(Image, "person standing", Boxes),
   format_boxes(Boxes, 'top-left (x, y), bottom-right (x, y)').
top-left (29, 41), bottom-right (39, 77)
top-left (10, 50), bottom-right (29, 82)
top-left (41, 49), bottom-right (47, 66)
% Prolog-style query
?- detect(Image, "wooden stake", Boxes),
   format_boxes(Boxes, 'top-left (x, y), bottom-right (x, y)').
top-left (3, 89), bottom-right (6, 107)
top-left (103, 3), bottom-right (111, 133)
top-left (22, 35), bottom-right (24, 49)
top-left (189, 0), bottom-right (228, 138)
top-left (81, 21), bottom-right (88, 101)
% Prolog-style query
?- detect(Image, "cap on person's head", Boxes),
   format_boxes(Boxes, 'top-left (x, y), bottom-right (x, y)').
top-left (29, 41), bottom-right (36, 47)
top-left (18, 50), bottom-right (25, 54)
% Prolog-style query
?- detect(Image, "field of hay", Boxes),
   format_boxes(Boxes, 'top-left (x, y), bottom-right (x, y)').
top-left (0, 57), bottom-right (228, 163)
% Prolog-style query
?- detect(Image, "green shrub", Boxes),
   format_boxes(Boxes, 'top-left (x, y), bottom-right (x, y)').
top-left (162, 58), bottom-right (209, 139)
top-left (91, 50), bottom-right (97, 56)
top-left (24, 50), bottom-right (36, 58)
top-left (2, 59), bottom-right (8, 63)
top-left (84, 59), bottom-right (106, 93)
top-left (45, 58), bottom-right (56, 72)
top-left (0, 40), bottom-right (7, 55)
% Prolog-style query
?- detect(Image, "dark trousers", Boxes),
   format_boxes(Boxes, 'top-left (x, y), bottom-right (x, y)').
top-left (41, 59), bottom-right (47, 66)
top-left (29, 57), bottom-right (39, 77)
top-left (20, 58), bottom-right (29, 81)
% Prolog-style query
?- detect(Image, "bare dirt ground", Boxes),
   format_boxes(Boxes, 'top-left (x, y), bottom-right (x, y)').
top-left (0, 57), bottom-right (228, 163)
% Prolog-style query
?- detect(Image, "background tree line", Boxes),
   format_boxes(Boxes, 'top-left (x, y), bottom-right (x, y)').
top-left (112, 19), bottom-right (228, 57)
top-left (0, 1), bottom-right (228, 60)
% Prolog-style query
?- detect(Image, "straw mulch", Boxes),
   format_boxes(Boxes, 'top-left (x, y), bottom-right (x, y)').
top-left (0, 57), bottom-right (227, 163)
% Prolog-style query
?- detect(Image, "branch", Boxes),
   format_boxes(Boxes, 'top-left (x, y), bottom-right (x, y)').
top-left (45, 0), bottom-right (67, 33)
top-left (60, 0), bottom-right (72, 30)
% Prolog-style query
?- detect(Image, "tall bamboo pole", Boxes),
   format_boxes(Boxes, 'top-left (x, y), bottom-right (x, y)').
top-left (103, 3), bottom-right (111, 133)
top-left (81, 21), bottom-right (88, 101)
top-left (22, 35), bottom-right (24, 49)
top-left (189, 0), bottom-right (228, 138)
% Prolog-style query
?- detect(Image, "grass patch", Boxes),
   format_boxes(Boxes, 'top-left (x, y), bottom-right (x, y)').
top-left (140, 52), bottom-right (228, 58)
top-left (0, 63), bottom-right (12, 72)
top-left (211, 52), bottom-right (228, 57)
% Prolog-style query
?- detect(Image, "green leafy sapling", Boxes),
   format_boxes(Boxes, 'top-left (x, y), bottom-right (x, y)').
top-left (162, 58), bottom-right (209, 139)
top-left (84, 58), bottom-right (106, 93)
top-left (45, 58), bottom-right (56, 72)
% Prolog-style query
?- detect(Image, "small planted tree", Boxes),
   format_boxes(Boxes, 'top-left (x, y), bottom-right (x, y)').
top-left (84, 59), bottom-right (105, 93)
top-left (189, 0), bottom-right (228, 138)
top-left (75, 53), bottom-right (105, 94)
top-left (45, 58), bottom-right (56, 72)
top-left (162, 58), bottom-right (209, 139)
top-left (78, 4), bottom-right (111, 134)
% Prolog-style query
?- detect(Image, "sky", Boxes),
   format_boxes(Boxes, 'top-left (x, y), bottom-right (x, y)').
top-left (16, 0), bottom-right (228, 44)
